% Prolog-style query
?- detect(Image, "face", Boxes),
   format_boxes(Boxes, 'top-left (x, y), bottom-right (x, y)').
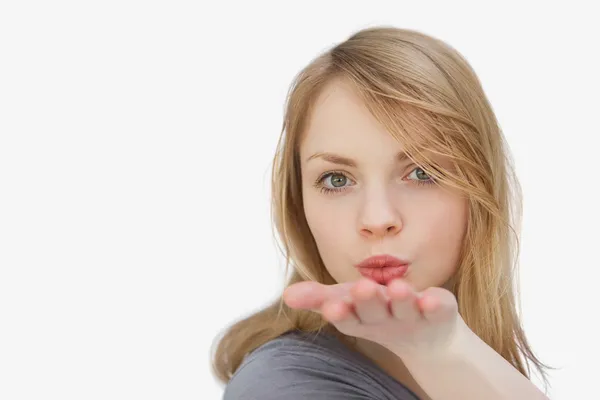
top-left (300, 79), bottom-right (468, 291)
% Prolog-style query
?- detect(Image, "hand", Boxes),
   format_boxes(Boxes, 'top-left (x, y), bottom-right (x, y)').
top-left (283, 277), bottom-right (466, 358)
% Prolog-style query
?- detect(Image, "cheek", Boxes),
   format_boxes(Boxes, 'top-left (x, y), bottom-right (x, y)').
top-left (303, 195), bottom-right (356, 280)
top-left (428, 202), bottom-right (467, 244)
top-left (421, 187), bottom-right (467, 238)
top-left (412, 196), bottom-right (468, 287)
top-left (305, 198), bottom-right (348, 248)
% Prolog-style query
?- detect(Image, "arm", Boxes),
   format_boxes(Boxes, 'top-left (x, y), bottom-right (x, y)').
top-left (284, 278), bottom-right (550, 400)
top-left (398, 318), bottom-right (549, 400)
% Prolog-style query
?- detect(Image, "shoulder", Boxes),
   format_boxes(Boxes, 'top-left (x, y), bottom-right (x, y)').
top-left (222, 330), bottom-right (416, 400)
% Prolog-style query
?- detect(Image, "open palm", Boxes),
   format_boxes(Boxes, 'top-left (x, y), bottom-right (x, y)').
top-left (283, 277), bottom-right (465, 357)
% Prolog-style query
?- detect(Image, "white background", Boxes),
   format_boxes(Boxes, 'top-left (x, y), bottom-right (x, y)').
top-left (1, 1), bottom-right (598, 399)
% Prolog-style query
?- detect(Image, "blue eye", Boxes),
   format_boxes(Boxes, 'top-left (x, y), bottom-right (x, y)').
top-left (314, 171), bottom-right (353, 194)
top-left (314, 167), bottom-right (435, 195)
top-left (325, 173), bottom-right (348, 188)
top-left (406, 167), bottom-right (435, 185)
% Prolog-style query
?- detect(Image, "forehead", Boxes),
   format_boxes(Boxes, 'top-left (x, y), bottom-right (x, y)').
top-left (300, 79), bottom-right (405, 158)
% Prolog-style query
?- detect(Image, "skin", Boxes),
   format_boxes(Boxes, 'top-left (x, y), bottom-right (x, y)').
top-left (283, 79), bottom-right (549, 399)
top-left (299, 78), bottom-right (468, 292)
top-left (284, 78), bottom-right (469, 397)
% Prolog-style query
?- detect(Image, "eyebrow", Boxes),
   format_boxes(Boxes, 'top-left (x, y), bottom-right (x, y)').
top-left (306, 151), bottom-right (411, 167)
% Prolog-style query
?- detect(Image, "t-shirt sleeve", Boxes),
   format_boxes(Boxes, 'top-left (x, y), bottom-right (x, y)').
top-left (222, 350), bottom-right (379, 400)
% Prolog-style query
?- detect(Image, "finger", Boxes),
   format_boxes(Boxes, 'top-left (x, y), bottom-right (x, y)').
top-left (387, 279), bottom-right (422, 323)
top-left (417, 286), bottom-right (458, 323)
top-left (351, 278), bottom-right (390, 324)
top-left (321, 299), bottom-right (360, 332)
top-left (283, 281), bottom-right (354, 311)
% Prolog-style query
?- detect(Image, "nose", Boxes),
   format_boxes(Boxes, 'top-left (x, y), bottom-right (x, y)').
top-left (358, 190), bottom-right (402, 239)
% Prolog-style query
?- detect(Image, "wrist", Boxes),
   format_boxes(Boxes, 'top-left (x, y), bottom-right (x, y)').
top-left (392, 315), bottom-right (474, 363)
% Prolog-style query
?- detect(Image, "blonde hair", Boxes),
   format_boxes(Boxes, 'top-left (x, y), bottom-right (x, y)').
top-left (211, 26), bottom-right (552, 389)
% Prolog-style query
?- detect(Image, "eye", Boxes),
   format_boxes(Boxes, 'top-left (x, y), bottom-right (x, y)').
top-left (324, 173), bottom-right (349, 188)
top-left (406, 167), bottom-right (435, 185)
top-left (314, 171), bottom-right (354, 194)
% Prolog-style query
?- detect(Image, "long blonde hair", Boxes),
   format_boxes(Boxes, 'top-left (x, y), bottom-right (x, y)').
top-left (211, 25), bottom-right (551, 389)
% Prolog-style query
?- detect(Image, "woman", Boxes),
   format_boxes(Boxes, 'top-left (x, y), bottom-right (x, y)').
top-left (212, 26), bottom-right (551, 399)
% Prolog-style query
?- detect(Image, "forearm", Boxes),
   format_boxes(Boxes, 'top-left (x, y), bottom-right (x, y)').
top-left (398, 319), bottom-right (549, 400)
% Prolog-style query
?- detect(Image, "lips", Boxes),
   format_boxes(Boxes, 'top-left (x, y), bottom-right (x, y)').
top-left (356, 254), bottom-right (409, 285)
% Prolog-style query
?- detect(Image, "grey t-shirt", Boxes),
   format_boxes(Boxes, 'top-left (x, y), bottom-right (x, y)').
top-left (222, 330), bottom-right (421, 400)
